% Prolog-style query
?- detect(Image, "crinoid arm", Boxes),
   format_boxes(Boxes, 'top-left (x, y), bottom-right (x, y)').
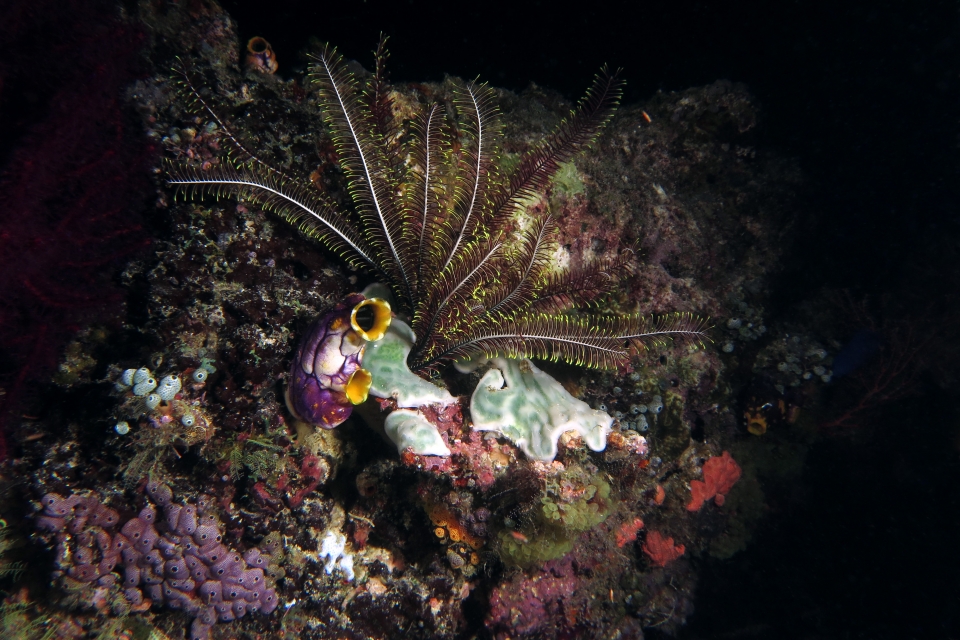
top-left (166, 162), bottom-right (379, 275)
top-left (412, 311), bottom-right (711, 372)
top-left (616, 312), bottom-right (713, 352)
top-left (527, 246), bottom-right (637, 314)
top-left (308, 43), bottom-right (417, 307)
top-left (170, 58), bottom-right (285, 177)
top-left (489, 66), bottom-right (625, 220)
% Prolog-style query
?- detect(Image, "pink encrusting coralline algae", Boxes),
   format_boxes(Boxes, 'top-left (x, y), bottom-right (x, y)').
top-left (36, 480), bottom-right (280, 640)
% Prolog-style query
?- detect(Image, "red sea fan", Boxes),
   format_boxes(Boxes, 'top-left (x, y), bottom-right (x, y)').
top-left (0, 0), bottom-right (155, 458)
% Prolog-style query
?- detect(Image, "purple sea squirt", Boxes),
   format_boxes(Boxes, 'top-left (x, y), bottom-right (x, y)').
top-left (286, 293), bottom-right (392, 428)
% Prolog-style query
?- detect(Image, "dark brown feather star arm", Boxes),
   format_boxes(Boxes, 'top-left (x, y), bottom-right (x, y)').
top-left (413, 311), bottom-right (710, 372)
top-left (171, 59), bottom-right (290, 180)
top-left (406, 102), bottom-right (446, 306)
top-left (491, 66), bottom-right (625, 220)
top-left (615, 312), bottom-right (713, 351)
top-left (309, 44), bottom-right (416, 304)
top-left (483, 215), bottom-right (559, 316)
top-left (410, 238), bottom-right (504, 366)
top-left (365, 34), bottom-right (405, 175)
top-left (441, 80), bottom-right (502, 272)
top-left (166, 162), bottom-right (379, 275)
top-left (412, 313), bottom-right (631, 371)
top-left (527, 248), bottom-right (635, 313)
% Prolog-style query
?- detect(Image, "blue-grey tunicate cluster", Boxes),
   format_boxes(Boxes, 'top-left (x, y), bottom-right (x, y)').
top-left (622, 414), bottom-right (649, 433)
top-left (755, 334), bottom-right (833, 392)
top-left (721, 297), bottom-right (767, 353)
top-left (646, 394), bottom-right (664, 414)
top-left (604, 368), bottom-right (669, 432)
top-left (114, 360), bottom-right (216, 413)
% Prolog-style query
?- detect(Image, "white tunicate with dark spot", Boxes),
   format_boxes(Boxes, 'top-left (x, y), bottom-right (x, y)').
top-left (115, 421), bottom-right (130, 435)
top-left (636, 415), bottom-right (649, 432)
top-left (133, 367), bottom-right (152, 385)
top-left (726, 318), bottom-right (742, 329)
top-left (630, 404), bottom-right (641, 414)
top-left (181, 414), bottom-right (196, 428)
top-left (157, 375), bottom-right (182, 401)
top-left (133, 378), bottom-right (157, 397)
top-left (192, 369), bottom-right (208, 383)
top-left (144, 394), bottom-right (161, 410)
top-left (598, 404), bottom-right (607, 412)
top-left (612, 386), bottom-right (622, 395)
top-left (120, 369), bottom-right (136, 387)
top-left (722, 342), bottom-right (735, 353)
top-left (813, 365), bottom-right (826, 376)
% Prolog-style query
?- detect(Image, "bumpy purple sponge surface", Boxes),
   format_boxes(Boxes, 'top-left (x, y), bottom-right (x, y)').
top-left (37, 480), bottom-right (280, 640)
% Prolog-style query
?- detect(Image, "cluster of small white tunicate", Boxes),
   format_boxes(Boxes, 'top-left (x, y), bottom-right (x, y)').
top-left (115, 367), bottom-right (143, 392)
top-left (115, 367), bottom-right (159, 397)
top-left (144, 393), bottom-right (162, 410)
top-left (132, 377), bottom-right (157, 397)
top-left (156, 375), bottom-right (182, 401)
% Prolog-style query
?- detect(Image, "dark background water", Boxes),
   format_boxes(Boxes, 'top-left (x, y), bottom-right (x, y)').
top-left (2, 0), bottom-right (958, 637)
top-left (215, 1), bottom-right (960, 637)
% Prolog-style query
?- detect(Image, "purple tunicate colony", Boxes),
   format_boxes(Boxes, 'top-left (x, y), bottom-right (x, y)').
top-left (36, 480), bottom-right (280, 640)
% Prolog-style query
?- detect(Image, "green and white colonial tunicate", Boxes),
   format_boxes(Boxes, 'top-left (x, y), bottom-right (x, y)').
top-left (460, 357), bottom-right (613, 462)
